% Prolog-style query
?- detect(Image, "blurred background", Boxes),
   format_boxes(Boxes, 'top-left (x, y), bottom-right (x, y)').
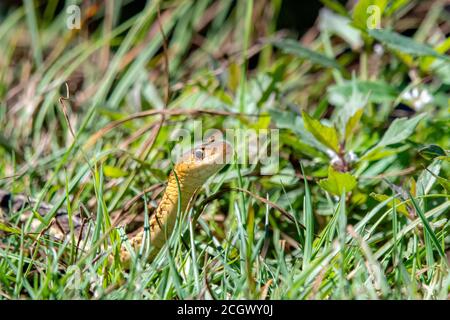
top-left (0, 0), bottom-right (449, 300)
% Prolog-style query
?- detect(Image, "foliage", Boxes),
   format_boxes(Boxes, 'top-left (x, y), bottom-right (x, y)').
top-left (0, 0), bottom-right (449, 300)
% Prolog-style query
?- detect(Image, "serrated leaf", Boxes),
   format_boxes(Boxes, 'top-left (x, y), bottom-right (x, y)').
top-left (318, 166), bottom-right (357, 195)
top-left (369, 29), bottom-right (450, 61)
top-left (103, 165), bottom-right (128, 178)
top-left (272, 39), bottom-right (342, 70)
top-left (302, 112), bottom-right (340, 153)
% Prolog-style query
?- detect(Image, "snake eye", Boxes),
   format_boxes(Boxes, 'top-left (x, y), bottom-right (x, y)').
top-left (194, 148), bottom-right (204, 160)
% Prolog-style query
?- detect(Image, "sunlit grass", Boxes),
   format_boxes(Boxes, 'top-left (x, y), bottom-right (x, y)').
top-left (0, 0), bottom-right (449, 299)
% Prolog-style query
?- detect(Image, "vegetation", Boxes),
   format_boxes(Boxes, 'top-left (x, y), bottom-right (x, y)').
top-left (0, 0), bottom-right (449, 299)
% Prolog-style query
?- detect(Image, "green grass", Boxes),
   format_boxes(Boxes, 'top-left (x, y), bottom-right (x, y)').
top-left (0, 0), bottom-right (449, 299)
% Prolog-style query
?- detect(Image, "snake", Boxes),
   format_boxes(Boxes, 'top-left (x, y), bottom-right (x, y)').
top-left (0, 134), bottom-right (232, 266)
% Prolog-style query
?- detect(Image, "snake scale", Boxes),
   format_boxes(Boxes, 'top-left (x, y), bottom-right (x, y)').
top-left (0, 135), bottom-right (232, 266)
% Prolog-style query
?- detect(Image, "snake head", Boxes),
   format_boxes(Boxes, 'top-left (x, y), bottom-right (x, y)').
top-left (175, 134), bottom-right (233, 184)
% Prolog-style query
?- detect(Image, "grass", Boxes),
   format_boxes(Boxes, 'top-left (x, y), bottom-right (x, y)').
top-left (0, 0), bottom-right (449, 299)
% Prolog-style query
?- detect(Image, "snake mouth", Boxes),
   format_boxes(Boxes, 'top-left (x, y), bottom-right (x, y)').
top-left (196, 139), bottom-right (233, 166)
top-left (204, 132), bottom-right (233, 164)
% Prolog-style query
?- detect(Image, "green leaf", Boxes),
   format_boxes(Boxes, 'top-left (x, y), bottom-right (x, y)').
top-left (418, 144), bottom-right (446, 160)
top-left (269, 109), bottom-right (330, 154)
top-left (333, 77), bottom-right (368, 139)
top-left (416, 160), bottom-right (441, 196)
top-left (302, 112), bottom-right (340, 153)
top-left (369, 29), bottom-right (450, 61)
top-left (360, 146), bottom-right (409, 162)
top-left (319, 8), bottom-right (362, 50)
top-left (420, 37), bottom-right (450, 71)
top-left (408, 191), bottom-right (447, 260)
top-left (377, 113), bottom-right (427, 148)
top-left (417, 161), bottom-right (450, 194)
top-left (318, 166), bottom-right (357, 195)
top-left (103, 165), bottom-right (128, 178)
top-left (436, 176), bottom-right (450, 194)
top-left (328, 80), bottom-right (399, 105)
top-left (0, 222), bottom-right (21, 234)
top-left (281, 132), bottom-right (324, 158)
top-left (353, 0), bottom-right (388, 31)
top-left (320, 0), bottom-right (349, 17)
top-left (370, 193), bottom-right (409, 216)
top-left (250, 112), bottom-right (271, 129)
top-left (272, 39), bottom-right (342, 70)
top-left (301, 162), bottom-right (313, 268)
top-left (345, 108), bottom-right (364, 140)
top-left (361, 113), bottom-right (425, 161)
top-left (385, 0), bottom-right (409, 16)
top-left (228, 62), bottom-right (241, 92)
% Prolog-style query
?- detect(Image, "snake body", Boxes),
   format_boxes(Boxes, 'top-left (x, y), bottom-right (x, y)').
top-left (0, 136), bottom-right (231, 266)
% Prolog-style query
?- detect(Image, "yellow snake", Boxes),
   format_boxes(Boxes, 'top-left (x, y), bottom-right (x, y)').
top-left (0, 135), bottom-right (232, 267)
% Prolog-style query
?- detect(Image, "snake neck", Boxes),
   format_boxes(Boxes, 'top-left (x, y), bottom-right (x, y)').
top-left (152, 169), bottom-right (199, 222)
top-left (150, 167), bottom-right (201, 237)
top-left (119, 166), bottom-right (203, 265)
